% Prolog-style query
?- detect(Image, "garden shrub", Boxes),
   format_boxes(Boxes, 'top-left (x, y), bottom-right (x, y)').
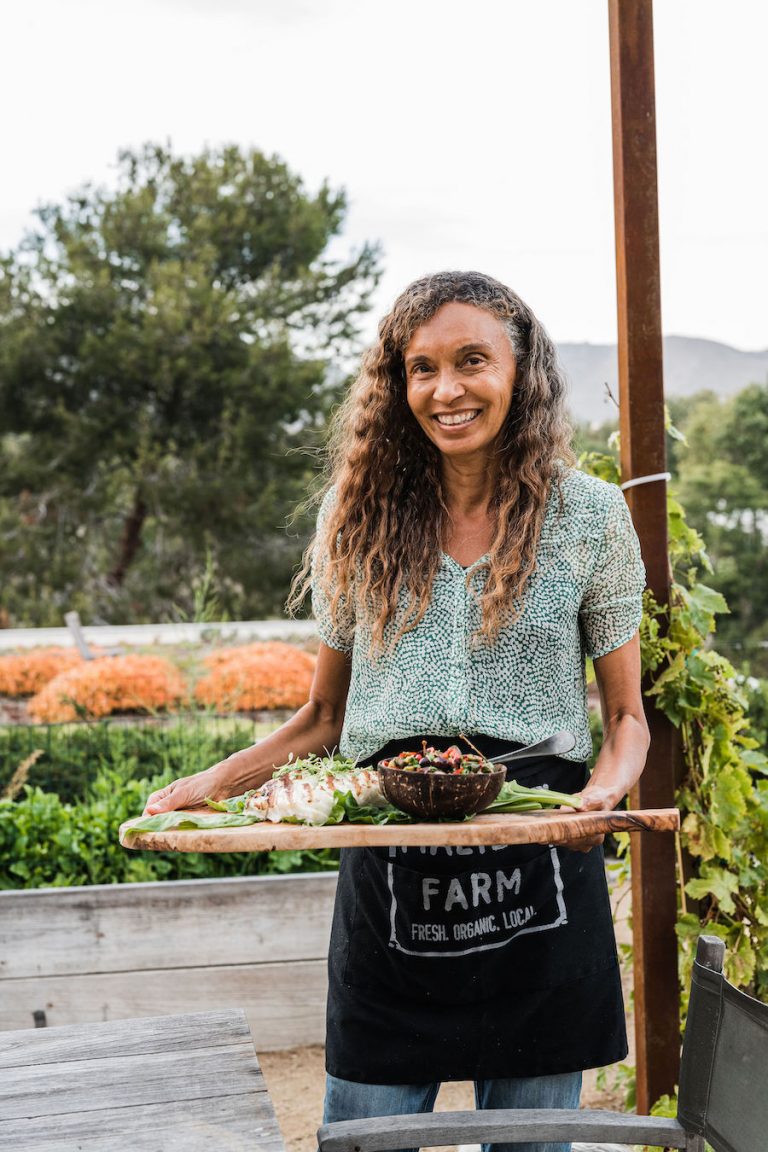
top-left (194, 641), bottom-right (315, 711)
top-left (201, 642), bottom-right (316, 671)
top-left (28, 655), bottom-right (186, 722)
top-left (0, 647), bottom-right (85, 695)
top-left (743, 677), bottom-right (768, 751)
top-left (0, 767), bottom-right (339, 888)
top-left (0, 719), bottom-right (278, 803)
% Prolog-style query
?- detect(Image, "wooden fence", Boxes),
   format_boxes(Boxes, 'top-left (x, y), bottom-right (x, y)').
top-left (0, 873), bottom-right (337, 1049)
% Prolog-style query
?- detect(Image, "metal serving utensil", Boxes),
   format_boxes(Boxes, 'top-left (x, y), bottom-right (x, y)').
top-left (487, 730), bottom-right (576, 765)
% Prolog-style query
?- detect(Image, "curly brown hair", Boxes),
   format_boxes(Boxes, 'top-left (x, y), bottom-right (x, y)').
top-left (289, 270), bottom-right (574, 651)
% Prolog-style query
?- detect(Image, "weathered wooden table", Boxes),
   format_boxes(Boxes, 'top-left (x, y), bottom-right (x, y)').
top-left (0, 1008), bottom-right (286, 1151)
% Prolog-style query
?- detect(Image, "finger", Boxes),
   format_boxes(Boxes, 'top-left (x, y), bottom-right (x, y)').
top-left (150, 786), bottom-right (208, 814)
top-left (143, 799), bottom-right (168, 815)
top-left (144, 785), bottom-right (180, 815)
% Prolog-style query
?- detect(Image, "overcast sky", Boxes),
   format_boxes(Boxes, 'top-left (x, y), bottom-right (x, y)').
top-left (2, 0), bottom-right (766, 349)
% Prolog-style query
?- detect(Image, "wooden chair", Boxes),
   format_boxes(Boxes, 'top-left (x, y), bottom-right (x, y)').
top-left (318, 935), bottom-right (768, 1152)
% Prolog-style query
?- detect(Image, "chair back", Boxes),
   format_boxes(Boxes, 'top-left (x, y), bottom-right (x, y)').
top-left (678, 934), bottom-right (768, 1152)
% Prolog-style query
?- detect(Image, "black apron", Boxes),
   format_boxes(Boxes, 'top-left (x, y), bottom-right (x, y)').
top-left (325, 734), bottom-right (627, 1084)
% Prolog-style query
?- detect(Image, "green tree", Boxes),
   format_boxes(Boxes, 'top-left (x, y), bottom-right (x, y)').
top-left (573, 386), bottom-right (768, 675)
top-left (0, 143), bottom-right (380, 625)
top-left (670, 386), bottom-right (768, 674)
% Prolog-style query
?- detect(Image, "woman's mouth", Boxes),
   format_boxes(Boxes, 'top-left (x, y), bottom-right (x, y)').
top-left (433, 409), bottom-right (481, 427)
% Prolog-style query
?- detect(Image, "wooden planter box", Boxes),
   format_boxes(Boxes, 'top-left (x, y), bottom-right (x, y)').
top-left (0, 873), bottom-right (337, 1049)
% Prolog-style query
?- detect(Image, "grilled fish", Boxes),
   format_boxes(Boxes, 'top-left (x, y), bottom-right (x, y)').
top-left (244, 766), bottom-right (384, 825)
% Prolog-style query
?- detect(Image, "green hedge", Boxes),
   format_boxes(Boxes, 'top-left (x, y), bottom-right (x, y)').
top-left (0, 718), bottom-right (279, 803)
top-left (0, 719), bottom-right (339, 888)
top-left (0, 768), bottom-right (339, 889)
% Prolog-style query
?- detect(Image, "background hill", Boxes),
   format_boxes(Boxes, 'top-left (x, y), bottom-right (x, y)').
top-left (559, 335), bottom-right (768, 425)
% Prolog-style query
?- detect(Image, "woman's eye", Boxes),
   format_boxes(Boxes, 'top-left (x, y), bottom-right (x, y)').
top-left (464, 355), bottom-right (485, 368)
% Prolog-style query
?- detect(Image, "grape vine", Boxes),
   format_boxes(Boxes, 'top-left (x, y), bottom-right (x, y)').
top-left (580, 449), bottom-right (768, 1002)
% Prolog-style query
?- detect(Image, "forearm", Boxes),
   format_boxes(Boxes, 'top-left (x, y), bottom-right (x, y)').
top-left (582, 710), bottom-right (650, 809)
top-left (144, 643), bottom-right (351, 814)
top-left (212, 698), bottom-right (346, 794)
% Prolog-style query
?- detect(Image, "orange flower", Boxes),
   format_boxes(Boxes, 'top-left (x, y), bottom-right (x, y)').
top-left (202, 642), bottom-right (316, 673)
top-left (28, 655), bottom-right (186, 722)
top-left (195, 642), bottom-right (316, 712)
top-left (0, 648), bottom-right (84, 696)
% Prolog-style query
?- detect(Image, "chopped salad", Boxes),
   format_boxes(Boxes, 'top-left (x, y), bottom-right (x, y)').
top-left (380, 743), bottom-right (496, 774)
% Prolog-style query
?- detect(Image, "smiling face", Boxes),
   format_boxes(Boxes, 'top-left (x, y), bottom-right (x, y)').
top-left (404, 301), bottom-right (517, 464)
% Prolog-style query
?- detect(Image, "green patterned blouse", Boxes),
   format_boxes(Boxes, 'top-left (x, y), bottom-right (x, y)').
top-left (312, 468), bottom-right (645, 764)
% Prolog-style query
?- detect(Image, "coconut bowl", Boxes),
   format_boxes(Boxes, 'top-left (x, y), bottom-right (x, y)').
top-left (377, 764), bottom-right (506, 820)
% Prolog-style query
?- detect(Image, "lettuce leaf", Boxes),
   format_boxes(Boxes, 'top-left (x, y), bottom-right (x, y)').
top-left (324, 790), bottom-right (413, 825)
top-left (125, 790), bottom-right (412, 835)
top-left (123, 810), bottom-right (262, 834)
top-left (204, 792), bottom-right (255, 813)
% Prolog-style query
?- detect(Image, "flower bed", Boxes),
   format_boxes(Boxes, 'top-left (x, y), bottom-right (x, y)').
top-left (28, 655), bottom-right (186, 722)
top-left (194, 642), bottom-right (316, 712)
top-left (3, 640), bottom-right (317, 721)
top-left (0, 647), bottom-right (86, 695)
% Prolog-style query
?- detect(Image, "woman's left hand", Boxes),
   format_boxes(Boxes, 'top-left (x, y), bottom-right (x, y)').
top-left (563, 634), bottom-right (651, 853)
top-left (562, 784), bottom-right (616, 854)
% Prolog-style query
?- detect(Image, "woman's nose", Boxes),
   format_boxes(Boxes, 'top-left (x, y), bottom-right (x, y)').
top-left (431, 370), bottom-right (467, 403)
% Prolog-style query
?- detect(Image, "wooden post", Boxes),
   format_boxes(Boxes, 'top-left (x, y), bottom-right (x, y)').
top-left (608, 0), bottom-right (681, 1112)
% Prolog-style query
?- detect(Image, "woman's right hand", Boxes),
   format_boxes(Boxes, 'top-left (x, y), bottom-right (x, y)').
top-left (143, 759), bottom-right (238, 815)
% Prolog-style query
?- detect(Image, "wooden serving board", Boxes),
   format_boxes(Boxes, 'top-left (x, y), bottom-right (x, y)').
top-left (120, 807), bottom-right (679, 853)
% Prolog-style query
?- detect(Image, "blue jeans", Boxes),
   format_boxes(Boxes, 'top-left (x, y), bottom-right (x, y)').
top-left (323, 1069), bottom-right (583, 1152)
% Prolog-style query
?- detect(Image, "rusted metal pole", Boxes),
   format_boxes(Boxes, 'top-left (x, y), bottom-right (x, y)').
top-left (608, 0), bottom-right (681, 1113)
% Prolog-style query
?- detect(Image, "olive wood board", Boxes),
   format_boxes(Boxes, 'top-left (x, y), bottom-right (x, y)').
top-left (120, 807), bottom-right (679, 853)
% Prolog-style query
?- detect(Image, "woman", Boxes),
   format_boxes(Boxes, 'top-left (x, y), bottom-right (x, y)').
top-left (145, 271), bottom-right (649, 1152)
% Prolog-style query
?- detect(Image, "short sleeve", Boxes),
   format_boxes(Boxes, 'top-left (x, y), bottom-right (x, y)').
top-left (579, 486), bottom-right (646, 659)
top-left (311, 488), bottom-right (355, 653)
